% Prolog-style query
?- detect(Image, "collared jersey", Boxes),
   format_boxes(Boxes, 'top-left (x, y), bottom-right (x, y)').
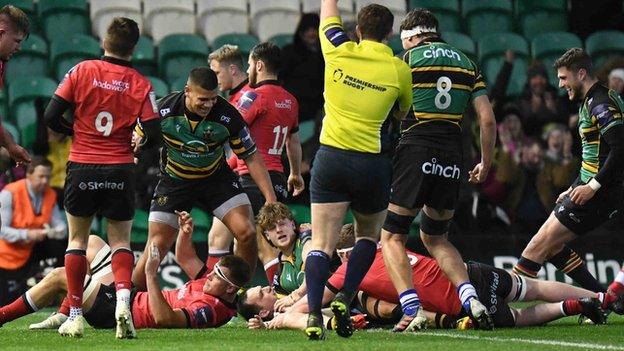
top-left (401, 38), bottom-right (487, 151)
top-left (139, 91), bottom-right (256, 180)
top-left (327, 247), bottom-right (462, 316)
top-left (319, 16), bottom-right (412, 154)
top-left (578, 83), bottom-right (624, 185)
top-left (55, 57), bottom-right (158, 164)
top-left (131, 278), bottom-right (236, 329)
top-left (228, 79), bottom-right (250, 106)
top-left (272, 230), bottom-right (311, 295)
top-left (235, 80), bottom-right (299, 175)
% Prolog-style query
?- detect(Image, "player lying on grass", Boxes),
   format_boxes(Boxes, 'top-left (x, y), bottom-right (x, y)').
top-left (237, 228), bottom-right (607, 331)
top-left (0, 235), bottom-right (250, 332)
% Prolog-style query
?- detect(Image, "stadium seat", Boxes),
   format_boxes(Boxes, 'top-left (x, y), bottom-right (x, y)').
top-left (289, 204), bottom-right (311, 224)
top-left (50, 34), bottom-right (101, 81)
top-left (442, 31), bottom-right (476, 61)
top-left (158, 34), bottom-right (209, 86)
top-left (268, 33), bottom-right (293, 48)
top-left (355, 0), bottom-right (406, 33)
top-left (585, 30), bottom-right (624, 70)
top-left (0, 90), bottom-right (7, 123)
top-left (133, 36), bottom-right (157, 77)
top-left (89, 0), bottom-right (143, 39)
top-left (8, 76), bottom-right (57, 148)
top-left (409, 0), bottom-right (461, 32)
top-left (170, 76), bottom-right (188, 92)
top-left (516, 0), bottom-right (567, 14)
top-left (520, 11), bottom-right (568, 41)
top-left (5, 34), bottom-right (48, 82)
top-left (212, 33), bottom-right (260, 59)
top-left (197, 0), bottom-right (249, 43)
top-left (532, 32), bottom-right (583, 87)
top-left (131, 209), bottom-right (149, 244)
top-left (144, 0), bottom-right (196, 44)
top-left (249, 0), bottom-right (301, 42)
top-left (462, 0), bottom-right (513, 40)
top-left (38, 0), bottom-right (90, 43)
top-left (147, 76), bottom-right (169, 99)
top-left (387, 34), bottom-right (404, 55)
top-left (478, 32), bottom-right (529, 97)
top-left (190, 208), bottom-right (212, 241)
top-left (2, 121), bottom-right (19, 144)
top-left (298, 120), bottom-right (315, 144)
top-left (303, 0), bottom-right (355, 21)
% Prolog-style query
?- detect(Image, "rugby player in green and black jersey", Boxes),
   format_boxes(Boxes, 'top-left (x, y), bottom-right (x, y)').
top-left (379, 9), bottom-right (497, 332)
top-left (513, 48), bottom-right (624, 314)
top-left (132, 67), bottom-right (276, 290)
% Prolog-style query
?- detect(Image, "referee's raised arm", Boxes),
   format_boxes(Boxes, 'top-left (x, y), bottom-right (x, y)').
top-left (320, 0), bottom-right (340, 21)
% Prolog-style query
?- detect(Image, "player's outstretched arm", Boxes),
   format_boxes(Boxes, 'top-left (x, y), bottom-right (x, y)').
top-left (470, 95), bottom-right (497, 183)
top-left (145, 243), bottom-right (188, 327)
top-left (320, 0), bottom-right (340, 21)
top-left (285, 131), bottom-right (304, 196)
top-left (245, 152), bottom-right (277, 203)
top-left (174, 211), bottom-right (205, 280)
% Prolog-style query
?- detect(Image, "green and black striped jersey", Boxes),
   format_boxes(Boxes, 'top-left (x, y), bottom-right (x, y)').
top-left (578, 83), bottom-right (624, 186)
top-left (136, 91), bottom-right (256, 180)
top-left (401, 38), bottom-right (487, 150)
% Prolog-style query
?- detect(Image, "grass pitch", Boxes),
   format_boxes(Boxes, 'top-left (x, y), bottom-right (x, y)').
top-left (2, 309), bottom-right (623, 351)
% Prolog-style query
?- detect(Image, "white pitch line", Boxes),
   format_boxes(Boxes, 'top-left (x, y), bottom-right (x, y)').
top-left (413, 332), bottom-right (624, 350)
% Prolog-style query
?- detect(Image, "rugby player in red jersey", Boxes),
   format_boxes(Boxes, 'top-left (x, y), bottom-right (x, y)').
top-left (0, 6), bottom-right (32, 168)
top-left (0, 236), bottom-right (249, 331)
top-left (205, 42), bottom-right (304, 282)
top-left (238, 231), bottom-right (606, 330)
top-left (43, 18), bottom-right (161, 339)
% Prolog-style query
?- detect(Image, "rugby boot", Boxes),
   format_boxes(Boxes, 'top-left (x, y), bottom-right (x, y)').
top-left (305, 313), bottom-right (326, 340)
top-left (579, 297), bottom-right (607, 325)
top-left (392, 308), bottom-right (427, 332)
top-left (465, 298), bottom-right (494, 330)
top-left (29, 312), bottom-right (68, 330)
top-left (115, 305), bottom-right (137, 339)
top-left (58, 315), bottom-right (86, 338)
top-left (330, 292), bottom-right (354, 338)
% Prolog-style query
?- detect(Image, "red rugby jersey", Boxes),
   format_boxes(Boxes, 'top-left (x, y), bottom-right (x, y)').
top-left (131, 278), bottom-right (237, 329)
top-left (55, 57), bottom-right (158, 164)
top-left (328, 248), bottom-right (462, 316)
top-left (228, 80), bottom-right (249, 106)
top-left (234, 80), bottom-right (299, 175)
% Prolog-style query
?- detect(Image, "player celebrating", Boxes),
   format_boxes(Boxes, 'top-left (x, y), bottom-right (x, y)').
top-left (513, 48), bottom-right (624, 312)
top-left (131, 67), bottom-right (276, 290)
top-left (380, 9), bottom-right (497, 331)
top-left (0, 6), bottom-right (32, 168)
top-left (206, 43), bottom-right (304, 278)
top-left (304, 0), bottom-right (412, 340)
top-left (44, 17), bottom-right (160, 339)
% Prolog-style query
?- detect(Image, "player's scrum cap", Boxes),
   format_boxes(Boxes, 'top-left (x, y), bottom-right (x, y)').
top-left (400, 25), bottom-right (437, 40)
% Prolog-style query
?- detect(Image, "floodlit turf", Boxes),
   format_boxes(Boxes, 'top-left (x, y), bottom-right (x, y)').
top-left (2, 309), bottom-right (623, 351)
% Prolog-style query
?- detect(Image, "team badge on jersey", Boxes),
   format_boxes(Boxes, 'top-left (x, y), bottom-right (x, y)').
top-left (157, 195), bottom-right (168, 206)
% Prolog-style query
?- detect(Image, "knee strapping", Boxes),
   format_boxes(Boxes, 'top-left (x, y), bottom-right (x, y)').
top-left (382, 211), bottom-right (414, 235)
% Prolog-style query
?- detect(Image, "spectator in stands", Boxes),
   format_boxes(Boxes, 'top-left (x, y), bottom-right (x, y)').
top-left (281, 13), bottom-right (324, 124)
top-left (518, 62), bottom-right (570, 138)
top-left (0, 156), bottom-right (67, 305)
top-left (496, 138), bottom-right (576, 233)
top-left (608, 68), bottom-right (624, 99)
top-left (543, 125), bottom-right (577, 166)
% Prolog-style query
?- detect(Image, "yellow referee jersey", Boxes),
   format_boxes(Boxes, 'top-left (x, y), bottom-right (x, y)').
top-left (319, 16), bottom-right (412, 153)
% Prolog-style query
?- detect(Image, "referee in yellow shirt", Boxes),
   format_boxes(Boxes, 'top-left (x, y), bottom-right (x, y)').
top-left (303, 0), bottom-right (412, 340)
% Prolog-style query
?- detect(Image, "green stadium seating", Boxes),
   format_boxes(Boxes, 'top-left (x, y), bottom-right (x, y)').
top-left (520, 11), bottom-right (568, 41)
top-left (532, 32), bottom-right (583, 87)
top-left (190, 208), bottom-right (212, 242)
top-left (2, 121), bottom-right (19, 144)
top-left (387, 34), bottom-right (404, 55)
top-left (409, 0), bottom-right (461, 32)
top-left (50, 34), bottom-right (101, 81)
top-left (147, 76), bottom-right (169, 99)
top-left (298, 120), bottom-right (315, 144)
top-left (131, 209), bottom-right (149, 244)
top-left (0, 90), bottom-right (7, 122)
top-left (463, 0), bottom-right (514, 40)
top-left (268, 33), bottom-right (293, 49)
top-left (158, 34), bottom-right (209, 86)
top-left (289, 204), bottom-right (311, 224)
top-left (133, 36), bottom-right (156, 77)
top-left (516, 0), bottom-right (567, 14)
top-left (8, 75), bottom-right (57, 148)
top-left (585, 30), bottom-right (624, 70)
top-left (39, 0), bottom-right (89, 43)
top-left (442, 31), bottom-right (476, 61)
top-left (5, 34), bottom-right (48, 81)
top-left (478, 32), bottom-right (529, 97)
top-left (170, 76), bottom-right (188, 92)
top-left (212, 33), bottom-right (260, 58)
